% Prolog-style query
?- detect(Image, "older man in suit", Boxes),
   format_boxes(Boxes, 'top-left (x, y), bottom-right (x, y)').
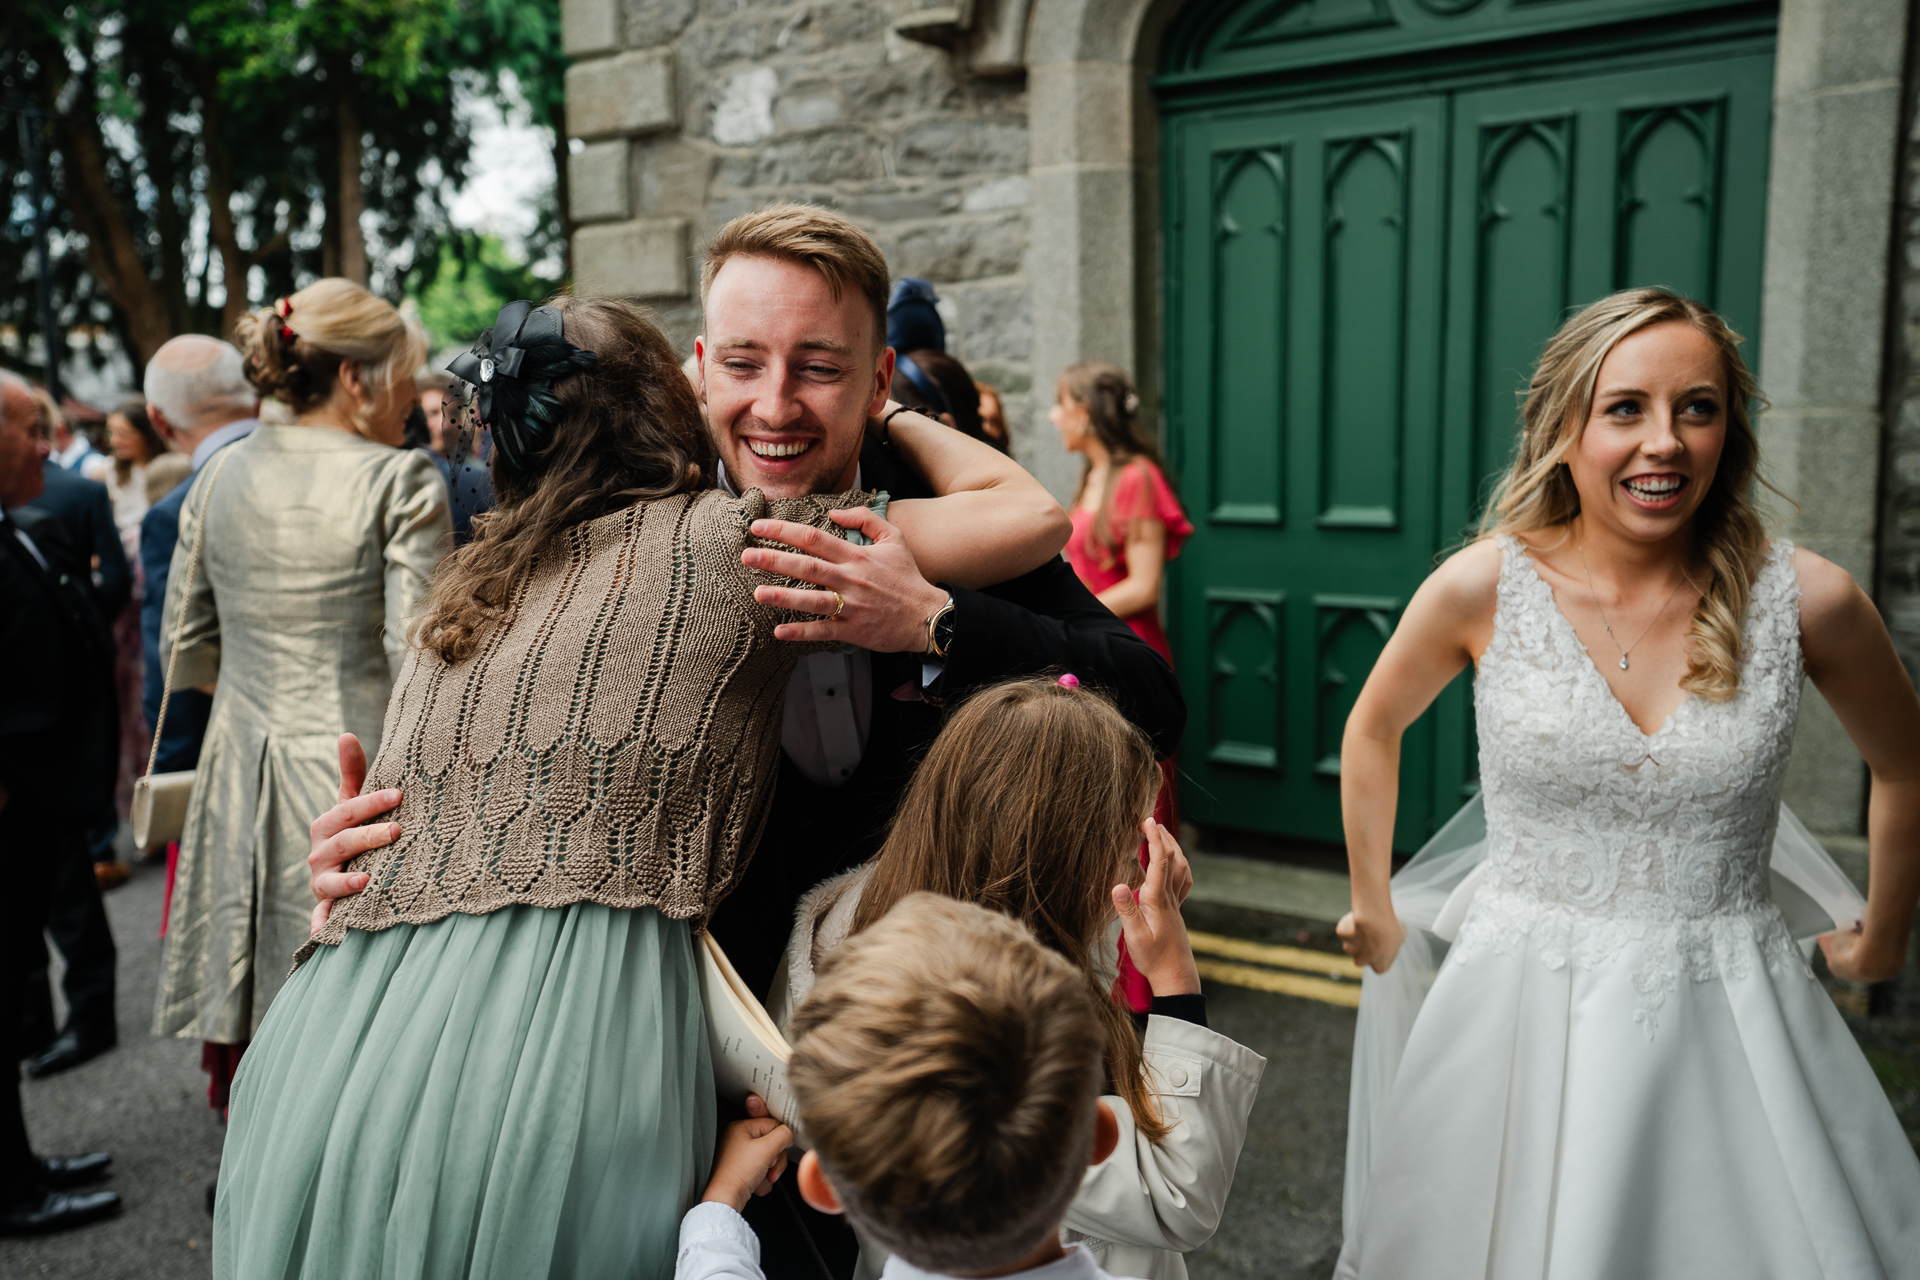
top-left (0, 370), bottom-right (122, 1234)
top-left (139, 336), bottom-right (258, 774)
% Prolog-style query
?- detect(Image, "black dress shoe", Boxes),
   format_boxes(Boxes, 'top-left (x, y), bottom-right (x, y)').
top-left (36, 1153), bottom-right (111, 1188)
top-left (0, 1186), bottom-right (121, 1235)
top-left (15, 1020), bottom-right (56, 1063)
top-left (25, 1027), bottom-right (116, 1079)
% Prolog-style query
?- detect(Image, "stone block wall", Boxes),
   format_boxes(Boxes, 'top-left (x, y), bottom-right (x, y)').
top-left (1881, 30), bottom-right (1920, 689)
top-left (561, 0), bottom-right (1048, 471)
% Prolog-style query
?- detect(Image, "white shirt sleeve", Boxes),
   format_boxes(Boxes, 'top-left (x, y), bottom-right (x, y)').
top-left (676, 1202), bottom-right (766, 1280)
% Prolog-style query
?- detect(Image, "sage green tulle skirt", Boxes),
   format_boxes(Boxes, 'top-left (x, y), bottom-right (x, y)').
top-left (213, 904), bottom-right (715, 1280)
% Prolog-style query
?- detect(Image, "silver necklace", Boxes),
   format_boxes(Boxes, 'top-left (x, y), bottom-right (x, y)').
top-left (1576, 543), bottom-right (1689, 671)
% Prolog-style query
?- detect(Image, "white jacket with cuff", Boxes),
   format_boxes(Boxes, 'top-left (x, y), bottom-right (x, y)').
top-left (770, 868), bottom-right (1270, 1280)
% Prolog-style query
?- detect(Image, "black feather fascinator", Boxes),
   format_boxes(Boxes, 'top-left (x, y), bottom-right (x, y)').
top-left (447, 300), bottom-right (598, 480)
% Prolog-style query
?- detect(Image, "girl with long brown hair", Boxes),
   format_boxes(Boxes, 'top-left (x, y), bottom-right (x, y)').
top-left (213, 296), bottom-right (1067, 1279)
top-left (1332, 288), bottom-right (1920, 1276)
top-left (771, 675), bottom-right (1266, 1280)
top-left (1051, 362), bottom-right (1193, 1012)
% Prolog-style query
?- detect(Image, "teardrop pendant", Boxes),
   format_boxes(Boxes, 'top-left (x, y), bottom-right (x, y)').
top-left (1619, 656), bottom-right (1630, 671)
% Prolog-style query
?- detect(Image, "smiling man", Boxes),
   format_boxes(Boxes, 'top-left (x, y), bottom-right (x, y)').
top-left (691, 205), bottom-right (1184, 988)
top-left (695, 207), bottom-right (1185, 1278)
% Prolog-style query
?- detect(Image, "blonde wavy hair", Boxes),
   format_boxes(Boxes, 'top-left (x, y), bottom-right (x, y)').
top-left (233, 278), bottom-right (426, 441)
top-left (1480, 287), bottom-right (1774, 701)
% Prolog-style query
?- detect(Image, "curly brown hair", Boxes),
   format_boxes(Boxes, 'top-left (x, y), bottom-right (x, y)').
top-left (412, 297), bottom-right (714, 665)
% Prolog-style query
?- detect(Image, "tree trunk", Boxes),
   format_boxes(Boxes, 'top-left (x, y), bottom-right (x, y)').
top-left (130, 34), bottom-right (189, 335)
top-left (548, 102), bottom-right (573, 279)
top-left (26, 37), bottom-right (173, 365)
top-left (197, 63), bottom-right (256, 339)
top-left (337, 78), bottom-right (367, 286)
top-left (53, 109), bottom-right (175, 365)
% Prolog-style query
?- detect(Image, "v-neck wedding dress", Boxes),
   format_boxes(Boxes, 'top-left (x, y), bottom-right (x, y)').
top-left (1339, 537), bottom-right (1920, 1279)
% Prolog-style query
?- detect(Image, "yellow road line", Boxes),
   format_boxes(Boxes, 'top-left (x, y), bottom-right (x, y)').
top-left (1188, 930), bottom-right (1362, 980)
top-left (1196, 959), bottom-right (1362, 1008)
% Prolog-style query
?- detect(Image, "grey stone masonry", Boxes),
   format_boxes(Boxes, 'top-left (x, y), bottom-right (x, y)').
top-left (565, 48), bottom-right (678, 141)
top-left (575, 217), bottom-right (691, 298)
top-left (1877, 36), bottom-right (1920, 1032)
top-left (1882, 27), bottom-right (1920, 693)
top-left (559, 0), bottom-right (1042, 469)
top-left (1760, 0), bottom-right (1911, 835)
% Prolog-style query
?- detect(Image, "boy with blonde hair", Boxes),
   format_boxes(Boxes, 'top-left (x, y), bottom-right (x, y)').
top-left (678, 893), bottom-right (1128, 1280)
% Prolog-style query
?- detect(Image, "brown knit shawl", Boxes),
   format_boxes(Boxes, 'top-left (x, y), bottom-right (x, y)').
top-left (297, 486), bottom-right (874, 962)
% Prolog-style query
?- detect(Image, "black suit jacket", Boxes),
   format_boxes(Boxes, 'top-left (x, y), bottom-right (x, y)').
top-left (25, 460), bottom-right (132, 618)
top-left (708, 437), bottom-right (1186, 995)
top-left (0, 510), bottom-right (117, 811)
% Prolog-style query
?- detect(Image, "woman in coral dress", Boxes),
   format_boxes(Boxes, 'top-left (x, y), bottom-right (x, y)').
top-left (1053, 361), bottom-right (1193, 1011)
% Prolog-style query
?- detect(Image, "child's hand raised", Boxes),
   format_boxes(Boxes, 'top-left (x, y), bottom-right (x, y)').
top-left (701, 1103), bottom-right (794, 1213)
top-left (1113, 820), bottom-right (1202, 998)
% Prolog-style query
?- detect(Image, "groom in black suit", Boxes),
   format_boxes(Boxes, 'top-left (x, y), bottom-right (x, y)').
top-left (0, 372), bottom-right (122, 1234)
top-left (692, 206), bottom-right (1183, 1279)
top-left (693, 205), bottom-right (1184, 1000)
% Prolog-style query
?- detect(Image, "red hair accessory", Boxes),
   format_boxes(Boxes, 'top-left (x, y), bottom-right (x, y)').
top-left (273, 297), bottom-right (295, 341)
top-left (1056, 673), bottom-right (1079, 688)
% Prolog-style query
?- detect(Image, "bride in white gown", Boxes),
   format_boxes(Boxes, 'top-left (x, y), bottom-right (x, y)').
top-left (1333, 288), bottom-right (1920, 1279)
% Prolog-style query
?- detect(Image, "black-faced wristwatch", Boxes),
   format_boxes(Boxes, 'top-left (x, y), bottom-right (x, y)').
top-left (925, 595), bottom-right (957, 659)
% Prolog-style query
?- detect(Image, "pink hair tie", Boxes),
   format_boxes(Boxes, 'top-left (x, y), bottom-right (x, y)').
top-left (1056, 673), bottom-right (1079, 689)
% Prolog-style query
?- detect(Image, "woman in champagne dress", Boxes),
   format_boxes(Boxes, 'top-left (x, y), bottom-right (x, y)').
top-left (155, 280), bottom-right (446, 1109)
top-left (1334, 288), bottom-right (1920, 1278)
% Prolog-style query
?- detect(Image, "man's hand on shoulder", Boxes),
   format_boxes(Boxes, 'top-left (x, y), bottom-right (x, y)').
top-left (742, 508), bottom-right (947, 653)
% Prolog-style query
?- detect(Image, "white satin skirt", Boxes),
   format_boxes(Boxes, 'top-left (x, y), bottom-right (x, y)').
top-left (1342, 926), bottom-right (1920, 1279)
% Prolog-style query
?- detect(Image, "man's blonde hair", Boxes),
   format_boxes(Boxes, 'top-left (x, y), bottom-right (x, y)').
top-left (787, 893), bottom-right (1106, 1274)
top-left (701, 203), bottom-right (891, 350)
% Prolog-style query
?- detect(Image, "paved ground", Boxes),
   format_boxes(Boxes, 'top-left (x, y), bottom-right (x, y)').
top-left (1182, 902), bottom-right (1358, 1280)
top-left (5, 841), bottom-right (1913, 1280)
top-left (3, 855), bottom-right (223, 1280)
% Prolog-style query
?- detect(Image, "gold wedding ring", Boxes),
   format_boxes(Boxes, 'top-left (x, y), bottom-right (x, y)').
top-left (830, 591), bottom-right (846, 620)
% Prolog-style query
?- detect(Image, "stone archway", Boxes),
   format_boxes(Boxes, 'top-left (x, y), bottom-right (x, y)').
top-left (1020, 0), bottom-right (1180, 498)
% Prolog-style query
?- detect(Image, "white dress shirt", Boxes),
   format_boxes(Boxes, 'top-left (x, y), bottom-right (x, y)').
top-left (189, 418), bottom-right (257, 471)
top-left (715, 459), bottom-right (941, 789)
top-left (675, 1202), bottom-right (1121, 1280)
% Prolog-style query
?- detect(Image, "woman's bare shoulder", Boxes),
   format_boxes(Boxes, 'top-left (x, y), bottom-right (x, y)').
top-left (1792, 546), bottom-right (1874, 637)
top-left (1420, 538), bottom-right (1504, 617)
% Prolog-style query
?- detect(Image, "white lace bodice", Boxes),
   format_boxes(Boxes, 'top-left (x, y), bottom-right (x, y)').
top-left (1452, 537), bottom-right (1809, 1036)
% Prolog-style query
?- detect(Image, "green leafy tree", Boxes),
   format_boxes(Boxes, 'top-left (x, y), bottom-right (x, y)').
top-left (0, 0), bottom-right (562, 374)
top-left (412, 232), bottom-right (559, 349)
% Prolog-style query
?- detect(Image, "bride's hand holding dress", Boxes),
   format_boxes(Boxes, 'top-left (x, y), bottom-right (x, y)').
top-left (1793, 546), bottom-right (1920, 984)
top-left (1337, 538), bottom-right (1502, 977)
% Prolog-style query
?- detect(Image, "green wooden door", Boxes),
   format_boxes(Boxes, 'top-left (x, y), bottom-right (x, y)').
top-left (1160, 1), bottom-right (1775, 850)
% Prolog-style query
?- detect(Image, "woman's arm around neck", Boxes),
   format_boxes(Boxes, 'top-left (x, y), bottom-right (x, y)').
top-left (880, 405), bottom-right (1070, 588)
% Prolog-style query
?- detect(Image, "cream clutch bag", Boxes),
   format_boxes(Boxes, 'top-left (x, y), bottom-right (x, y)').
top-left (132, 448), bottom-right (234, 851)
top-left (132, 770), bottom-right (195, 850)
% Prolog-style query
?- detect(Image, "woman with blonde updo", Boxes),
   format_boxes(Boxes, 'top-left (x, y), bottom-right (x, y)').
top-left (154, 278), bottom-right (449, 1112)
top-left (1333, 289), bottom-right (1920, 1276)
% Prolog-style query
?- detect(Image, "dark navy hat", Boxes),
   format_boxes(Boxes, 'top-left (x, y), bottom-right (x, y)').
top-left (886, 278), bottom-right (945, 354)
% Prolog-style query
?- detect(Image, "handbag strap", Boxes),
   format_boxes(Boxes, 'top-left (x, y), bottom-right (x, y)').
top-left (143, 446), bottom-right (237, 780)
